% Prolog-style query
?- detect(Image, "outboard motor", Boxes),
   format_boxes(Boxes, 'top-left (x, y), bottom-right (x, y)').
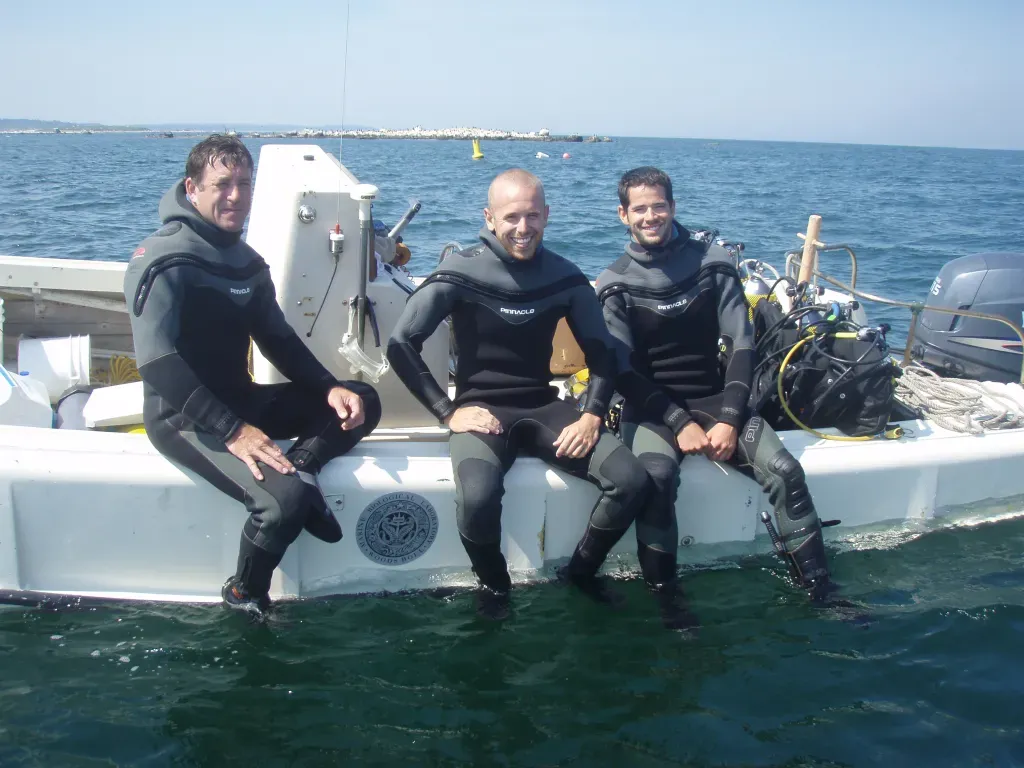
top-left (911, 252), bottom-right (1024, 383)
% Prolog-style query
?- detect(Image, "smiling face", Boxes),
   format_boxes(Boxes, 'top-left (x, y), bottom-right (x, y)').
top-left (484, 175), bottom-right (549, 261)
top-left (618, 183), bottom-right (676, 248)
top-left (184, 158), bottom-right (253, 233)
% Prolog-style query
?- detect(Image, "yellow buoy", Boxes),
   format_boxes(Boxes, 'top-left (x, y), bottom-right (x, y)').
top-left (471, 139), bottom-right (484, 160)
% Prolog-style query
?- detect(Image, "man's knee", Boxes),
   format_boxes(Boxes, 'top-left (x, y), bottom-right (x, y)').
top-left (765, 449), bottom-right (814, 521)
top-left (636, 451), bottom-right (679, 530)
top-left (455, 457), bottom-right (504, 542)
top-left (340, 380), bottom-right (382, 433)
top-left (359, 385), bottom-right (382, 433)
top-left (594, 443), bottom-right (650, 514)
top-left (638, 451), bottom-right (679, 494)
top-left (766, 449), bottom-right (805, 486)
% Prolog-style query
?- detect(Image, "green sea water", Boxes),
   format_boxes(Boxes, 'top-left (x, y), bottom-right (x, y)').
top-left (3, 514), bottom-right (1023, 767)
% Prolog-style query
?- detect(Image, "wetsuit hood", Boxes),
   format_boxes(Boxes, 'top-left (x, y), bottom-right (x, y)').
top-left (479, 226), bottom-right (546, 266)
top-left (158, 179), bottom-right (242, 248)
top-left (625, 222), bottom-right (690, 264)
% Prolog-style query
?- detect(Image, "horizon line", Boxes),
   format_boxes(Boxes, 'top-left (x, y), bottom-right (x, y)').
top-left (1, 118), bottom-right (1020, 153)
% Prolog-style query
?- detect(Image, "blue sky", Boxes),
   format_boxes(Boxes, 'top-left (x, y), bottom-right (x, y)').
top-left (1, 0), bottom-right (1021, 149)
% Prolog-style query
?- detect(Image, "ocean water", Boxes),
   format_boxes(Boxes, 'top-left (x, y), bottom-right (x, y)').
top-left (0, 133), bottom-right (1023, 766)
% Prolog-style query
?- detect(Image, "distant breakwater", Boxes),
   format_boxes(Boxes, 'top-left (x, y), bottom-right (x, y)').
top-left (245, 128), bottom-right (612, 143)
top-left (1, 127), bottom-right (613, 143)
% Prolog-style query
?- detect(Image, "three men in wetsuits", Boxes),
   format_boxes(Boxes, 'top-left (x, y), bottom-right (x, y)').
top-left (597, 167), bottom-right (832, 600)
top-left (388, 169), bottom-right (650, 615)
top-left (125, 135), bottom-right (381, 615)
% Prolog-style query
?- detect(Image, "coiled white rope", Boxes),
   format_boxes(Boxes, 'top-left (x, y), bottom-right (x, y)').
top-left (896, 362), bottom-right (1024, 433)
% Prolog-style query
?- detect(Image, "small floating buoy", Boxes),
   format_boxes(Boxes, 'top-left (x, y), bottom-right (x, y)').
top-left (471, 139), bottom-right (484, 160)
top-left (535, 151), bottom-right (549, 159)
top-left (562, 152), bottom-right (571, 159)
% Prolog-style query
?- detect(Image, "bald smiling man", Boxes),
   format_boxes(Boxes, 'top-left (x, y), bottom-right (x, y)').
top-left (387, 169), bottom-right (650, 617)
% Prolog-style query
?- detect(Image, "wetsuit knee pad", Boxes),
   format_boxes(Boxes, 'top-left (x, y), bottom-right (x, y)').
top-left (765, 450), bottom-right (814, 521)
top-left (455, 457), bottom-right (505, 543)
top-left (638, 452), bottom-right (680, 493)
top-left (596, 444), bottom-right (651, 506)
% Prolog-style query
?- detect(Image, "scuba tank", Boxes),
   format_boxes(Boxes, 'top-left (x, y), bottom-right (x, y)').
top-left (743, 271), bottom-right (771, 299)
top-left (743, 272), bottom-right (772, 322)
top-left (738, 258), bottom-right (781, 323)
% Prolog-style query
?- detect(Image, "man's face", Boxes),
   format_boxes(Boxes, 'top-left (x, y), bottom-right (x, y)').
top-left (184, 159), bottom-right (253, 232)
top-left (618, 184), bottom-right (676, 248)
top-left (484, 181), bottom-right (549, 261)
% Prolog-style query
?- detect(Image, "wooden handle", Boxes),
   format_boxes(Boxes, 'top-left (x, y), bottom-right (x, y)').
top-left (797, 214), bottom-right (822, 285)
top-left (796, 232), bottom-right (825, 248)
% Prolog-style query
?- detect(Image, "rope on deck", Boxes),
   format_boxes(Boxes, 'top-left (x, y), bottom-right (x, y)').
top-left (896, 363), bottom-right (1024, 434)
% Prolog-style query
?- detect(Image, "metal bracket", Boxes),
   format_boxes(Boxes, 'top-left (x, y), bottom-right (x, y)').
top-left (339, 298), bottom-right (390, 382)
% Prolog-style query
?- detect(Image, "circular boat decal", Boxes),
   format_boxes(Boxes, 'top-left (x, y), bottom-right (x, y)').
top-left (355, 492), bottom-right (439, 566)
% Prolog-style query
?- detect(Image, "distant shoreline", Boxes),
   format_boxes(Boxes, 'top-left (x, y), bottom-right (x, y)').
top-left (0, 126), bottom-right (612, 143)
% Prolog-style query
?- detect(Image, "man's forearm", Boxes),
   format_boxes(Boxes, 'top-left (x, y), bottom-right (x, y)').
top-left (139, 352), bottom-right (242, 441)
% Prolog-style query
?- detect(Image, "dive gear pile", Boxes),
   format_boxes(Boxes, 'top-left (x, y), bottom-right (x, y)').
top-left (748, 284), bottom-right (900, 439)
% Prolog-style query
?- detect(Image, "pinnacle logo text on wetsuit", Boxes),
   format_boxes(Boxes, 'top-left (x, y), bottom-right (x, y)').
top-left (657, 299), bottom-right (687, 310)
top-left (500, 307), bottom-right (535, 315)
top-left (230, 286), bottom-right (251, 295)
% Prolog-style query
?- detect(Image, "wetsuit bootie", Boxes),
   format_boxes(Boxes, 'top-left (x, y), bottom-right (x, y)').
top-left (460, 535), bottom-right (512, 619)
top-left (223, 535), bottom-right (281, 617)
top-left (771, 513), bottom-right (831, 598)
top-left (475, 586), bottom-right (512, 621)
top-left (557, 566), bottom-right (624, 606)
top-left (558, 525), bottom-right (628, 606)
top-left (221, 578), bottom-right (271, 617)
top-left (637, 543), bottom-right (698, 630)
top-left (652, 582), bottom-right (700, 632)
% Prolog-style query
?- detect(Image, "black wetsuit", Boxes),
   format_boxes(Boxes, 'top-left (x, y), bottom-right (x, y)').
top-left (388, 229), bottom-right (649, 592)
top-left (597, 225), bottom-right (829, 591)
top-left (124, 181), bottom-right (381, 599)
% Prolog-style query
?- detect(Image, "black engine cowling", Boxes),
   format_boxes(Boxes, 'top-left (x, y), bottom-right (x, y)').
top-left (911, 252), bottom-right (1024, 383)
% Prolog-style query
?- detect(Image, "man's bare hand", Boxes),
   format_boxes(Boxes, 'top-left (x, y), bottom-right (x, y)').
top-left (705, 423), bottom-right (738, 462)
top-left (226, 423), bottom-right (295, 481)
top-left (327, 386), bottom-right (365, 431)
top-left (445, 406), bottom-right (503, 435)
top-left (676, 422), bottom-right (711, 456)
top-left (553, 412), bottom-right (602, 459)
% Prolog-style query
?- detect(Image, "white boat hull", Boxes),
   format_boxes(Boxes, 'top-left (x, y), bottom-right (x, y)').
top-left (2, 418), bottom-right (1023, 605)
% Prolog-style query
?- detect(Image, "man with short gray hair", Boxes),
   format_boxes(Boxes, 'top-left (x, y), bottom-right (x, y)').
top-left (125, 134), bottom-right (381, 617)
